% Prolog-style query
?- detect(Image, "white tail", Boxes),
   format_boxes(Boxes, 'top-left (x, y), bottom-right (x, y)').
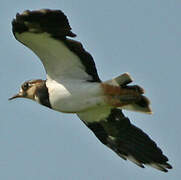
top-left (104, 73), bottom-right (133, 86)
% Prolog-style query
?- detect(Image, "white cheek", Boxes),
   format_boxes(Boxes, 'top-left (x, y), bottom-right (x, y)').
top-left (34, 95), bottom-right (40, 103)
top-left (19, 88), bottom-right (23, 93)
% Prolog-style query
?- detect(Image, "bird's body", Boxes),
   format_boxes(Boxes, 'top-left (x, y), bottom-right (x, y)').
top-left (10, 9), bottom-right (172, 172)
top-left (46, 79), bottom-right (103, 113)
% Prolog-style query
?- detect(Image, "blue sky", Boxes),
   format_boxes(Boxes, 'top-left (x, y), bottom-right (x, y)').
top-left (1, 0), bottom-right (180, 179)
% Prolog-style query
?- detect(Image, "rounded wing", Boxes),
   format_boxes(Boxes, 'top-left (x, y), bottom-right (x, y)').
top-left (12, 9), bottom-right (100, 82)
top-left (77, 108), bottom-right (172, 172)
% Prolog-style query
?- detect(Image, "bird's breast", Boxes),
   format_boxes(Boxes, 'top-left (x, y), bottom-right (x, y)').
top-left (46, 80), bottom-right (105, 113)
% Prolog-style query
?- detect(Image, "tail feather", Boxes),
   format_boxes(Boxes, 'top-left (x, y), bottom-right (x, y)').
top-left (105, 73), bottom-right (133, 86)
top-left (121, 95), bottom-right (152, 114)
top-left (103, 73), bottom-right (152, 114)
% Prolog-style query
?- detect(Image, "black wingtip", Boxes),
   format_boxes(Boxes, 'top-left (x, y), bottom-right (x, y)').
top-left (12, 9), bottom-right (77, 38)
top-left (165, 163), bottom-right (173, 169)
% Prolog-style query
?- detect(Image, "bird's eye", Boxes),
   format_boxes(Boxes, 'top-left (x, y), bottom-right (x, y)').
top-left (22, 82), bottom-right (29, 91)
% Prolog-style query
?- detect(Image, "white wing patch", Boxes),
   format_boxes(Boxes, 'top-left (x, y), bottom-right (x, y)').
top-left (15, 32), bottom-right (92, 82)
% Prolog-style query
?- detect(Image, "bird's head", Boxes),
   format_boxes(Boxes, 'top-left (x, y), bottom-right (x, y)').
top-left (9, 79), bottom-right (45, 101)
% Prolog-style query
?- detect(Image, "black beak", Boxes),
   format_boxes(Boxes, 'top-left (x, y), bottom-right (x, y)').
top-left (9, 92), bottom-right (24, 100)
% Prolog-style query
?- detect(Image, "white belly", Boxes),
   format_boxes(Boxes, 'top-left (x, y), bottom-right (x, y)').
top-left (46, 80), bottom-right (105, 113)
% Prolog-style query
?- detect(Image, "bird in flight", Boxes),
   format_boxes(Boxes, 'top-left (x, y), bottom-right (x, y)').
top-left (10, 9), bottom-right (172, 172)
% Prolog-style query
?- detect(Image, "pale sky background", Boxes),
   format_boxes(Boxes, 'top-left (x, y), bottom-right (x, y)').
top-left (1, 0), bottom-right (180, 179)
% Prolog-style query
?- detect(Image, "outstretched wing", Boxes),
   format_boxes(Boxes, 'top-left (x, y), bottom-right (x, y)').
top-left (77, 108), bottom-right (172, 172)
top-left (12, 9), bottom-right (100, 82)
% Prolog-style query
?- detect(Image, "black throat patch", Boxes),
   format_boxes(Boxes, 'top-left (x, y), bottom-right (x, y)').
top-left (35, 80), bottom-right (51, 108)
